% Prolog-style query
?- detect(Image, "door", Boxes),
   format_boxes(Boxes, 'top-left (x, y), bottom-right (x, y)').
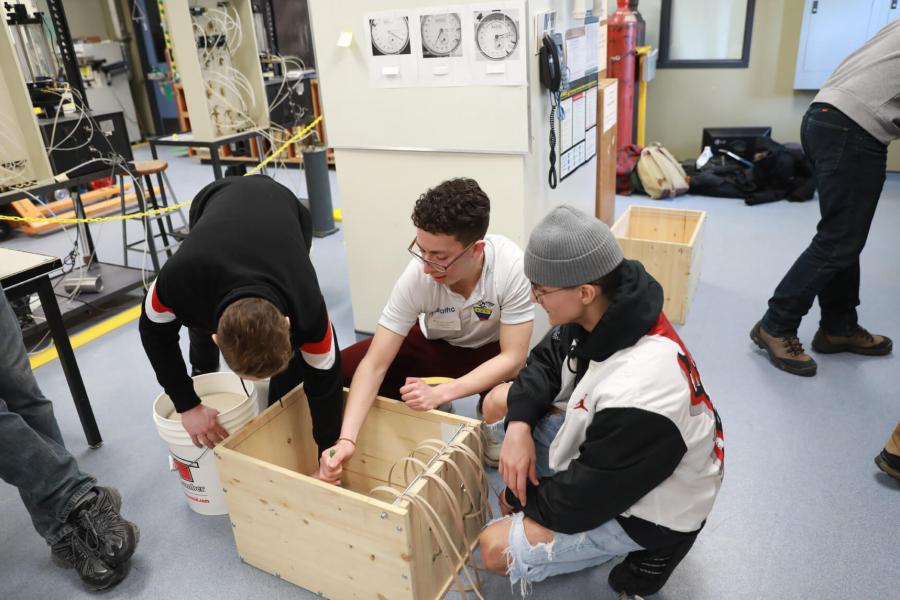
top-left (794, 0), bottom-right (882, 89)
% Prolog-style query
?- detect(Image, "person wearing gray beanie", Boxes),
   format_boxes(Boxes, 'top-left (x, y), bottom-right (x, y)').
top-left (524, 205), bottom-right (624, 288)
top-left (477, 206), bottom-right (723, 598)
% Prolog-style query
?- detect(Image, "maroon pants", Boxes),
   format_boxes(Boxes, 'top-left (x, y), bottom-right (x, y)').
top-left (340, 324), bottom-right (501, 401)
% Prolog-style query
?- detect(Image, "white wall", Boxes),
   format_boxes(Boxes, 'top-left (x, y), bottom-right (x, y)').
top-left (311, 0), bottom-right (603, 337)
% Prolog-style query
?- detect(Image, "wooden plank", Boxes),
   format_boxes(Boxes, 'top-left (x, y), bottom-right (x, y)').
top-left (216, 449), bottom-right (415, 600)
top-left (231, 397), bottom-right (317, 476)
top-left (406, 427), bottom-right (485, 600)
top-left (311, 79), bottom-right (326, 146)
top-left (13, 187), bottom-right (155, 236)
top-left (613, 206), bottom-right (706, 324)
top-left (219, 384), bottom-right (484, 599)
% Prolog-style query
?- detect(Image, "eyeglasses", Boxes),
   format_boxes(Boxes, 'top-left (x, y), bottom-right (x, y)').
top-left (408, 238), bottom-right (475, 273)
top-left (530, 284), bottom-right (570, 303)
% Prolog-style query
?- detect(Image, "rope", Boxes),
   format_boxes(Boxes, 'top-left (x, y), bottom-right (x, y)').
top-left (0, 117), bottom-right (323, 225)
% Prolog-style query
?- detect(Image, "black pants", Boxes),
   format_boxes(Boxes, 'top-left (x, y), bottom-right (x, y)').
top-left (188, 328), bottom-right (220, 376)
top-left (762, 104), bottom-right (888, 337)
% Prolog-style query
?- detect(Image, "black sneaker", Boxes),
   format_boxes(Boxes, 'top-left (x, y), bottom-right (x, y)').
top-left (73, 487), bottom-right (140, 567)
top-left (51, 527), bottom-right (128, 591)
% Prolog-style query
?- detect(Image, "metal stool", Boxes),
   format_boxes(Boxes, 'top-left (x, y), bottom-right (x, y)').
top-left (121, 159), bottom-right (188, 273)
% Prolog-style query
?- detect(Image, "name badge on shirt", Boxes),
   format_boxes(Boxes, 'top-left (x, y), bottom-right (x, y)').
top-left (426, 307), bottom-right (461, 331)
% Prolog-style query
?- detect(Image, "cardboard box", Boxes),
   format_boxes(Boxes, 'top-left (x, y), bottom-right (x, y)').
top-left (611, 206), bottom-right (706, 324)
top-left (215, 388), bottom-right (486, 600)
top-left (595, 78), bottom-right (618, 226)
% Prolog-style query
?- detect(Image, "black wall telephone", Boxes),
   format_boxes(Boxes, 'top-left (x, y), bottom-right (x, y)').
top-left (539, 33), bottom-right (563, 188)
top-left (539, 33), bottom-right (562, 92)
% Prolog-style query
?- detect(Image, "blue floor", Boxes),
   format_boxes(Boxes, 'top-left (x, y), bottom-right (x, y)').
top-left (1, 148), bottom-right (898, 599)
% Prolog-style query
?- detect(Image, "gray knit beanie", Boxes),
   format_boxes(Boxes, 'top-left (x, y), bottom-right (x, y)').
top-left (525, 205), bottom-right (624, 287)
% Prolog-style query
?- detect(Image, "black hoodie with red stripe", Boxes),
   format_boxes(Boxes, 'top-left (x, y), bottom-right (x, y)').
top-left (139, 175), bottom-right (341, 450)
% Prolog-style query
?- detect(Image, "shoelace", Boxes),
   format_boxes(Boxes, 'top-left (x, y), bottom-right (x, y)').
top-left (618, 593), bottom-right (645, 600)
top-left (78, 502), bottom-right (124, 556)
top-left (850, 326), bottom-right (875, 343)
top-left (782, 335), bottom-right (806, 357)
top-left (58, 524), bottom-right (102, 565)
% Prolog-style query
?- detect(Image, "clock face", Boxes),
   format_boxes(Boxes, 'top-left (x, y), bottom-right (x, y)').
top-left (369, 16), bottom-right (410, 55)
top-left (420, 13), bottom-right (462, 57)
top-left (475, 12), bottom-right (518, 60)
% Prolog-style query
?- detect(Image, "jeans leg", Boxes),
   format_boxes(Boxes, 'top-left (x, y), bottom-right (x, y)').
top-left (762, 105), bottom-right (887, 336)
top-left (818, 260), bottom-right (860, 335)
top-left (0, 286), bottom-right (95, 544)
top-left (188, 327), bottom-right (220, 376)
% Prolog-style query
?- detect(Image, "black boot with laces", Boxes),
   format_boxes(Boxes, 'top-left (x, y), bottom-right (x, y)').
top-left (50, 524), bottom-right (127, 591)
top-left (73, 487), bottom-right (140, 567)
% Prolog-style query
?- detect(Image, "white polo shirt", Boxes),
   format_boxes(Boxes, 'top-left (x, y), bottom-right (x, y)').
top-left (378, 234), bottom-right (534, 349)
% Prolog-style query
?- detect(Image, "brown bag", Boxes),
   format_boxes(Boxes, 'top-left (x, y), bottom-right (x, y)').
top-left (637, 143), bottom-right (690, 199)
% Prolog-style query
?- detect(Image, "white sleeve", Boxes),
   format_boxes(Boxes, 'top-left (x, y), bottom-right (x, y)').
top-left (377, 260), bottom-right (423, 337)
top-left (499, 255), bottom-right (535, 325)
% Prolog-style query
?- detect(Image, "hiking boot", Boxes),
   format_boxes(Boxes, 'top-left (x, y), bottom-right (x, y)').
top-left (750, 321), bottom-right (817, 376)
top-left (51, 527), bottom-right (127, 591)
top-left (874, 449), bottom-right (900, 483)
top-left (72, 487), bottom-right (140, 567)
top-left (811, 326), bottom-right (893, 356)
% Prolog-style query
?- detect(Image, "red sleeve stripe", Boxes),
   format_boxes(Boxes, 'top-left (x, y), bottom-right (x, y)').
top-left (144, 279), bottom-right (176, 324)
top-left (300, 317), bottom-right (333, 355)
top-left (300, 317), bottom-right (335, 370)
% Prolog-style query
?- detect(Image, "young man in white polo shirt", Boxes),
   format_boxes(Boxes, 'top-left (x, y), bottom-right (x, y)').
top-left (318, 178), bottom-right (534, 479)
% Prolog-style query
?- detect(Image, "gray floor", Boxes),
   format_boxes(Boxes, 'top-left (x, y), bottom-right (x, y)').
top-left (1, 148), bottom-right (898, 599)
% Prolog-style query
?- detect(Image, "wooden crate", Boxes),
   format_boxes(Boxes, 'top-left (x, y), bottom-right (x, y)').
top-left (611, 205), bottom-right (706, 324)
top-left (215, 387), bottom-right (486, 600)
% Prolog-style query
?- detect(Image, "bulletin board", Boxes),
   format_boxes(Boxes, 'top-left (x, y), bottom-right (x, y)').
top-left (308, 0), bottom-right (530, 154)
top-left (556, 16), bottom-right (603, 181)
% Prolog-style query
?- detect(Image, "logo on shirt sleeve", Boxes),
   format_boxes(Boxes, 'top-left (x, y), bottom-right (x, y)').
top-left (473, 300), bottom-right (495, 321)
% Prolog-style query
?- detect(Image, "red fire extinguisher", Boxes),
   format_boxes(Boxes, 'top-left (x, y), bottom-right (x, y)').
top-left (608, 0), bottom-right (639, 148)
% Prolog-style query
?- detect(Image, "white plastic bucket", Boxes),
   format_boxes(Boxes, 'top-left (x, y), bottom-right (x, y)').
top-left (152, 373), bottom-right (258, 515)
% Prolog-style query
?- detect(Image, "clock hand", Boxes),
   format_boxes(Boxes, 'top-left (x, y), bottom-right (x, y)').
top-left (388, 30), bottom-right (404, 42)
top-left (434, 27), bottom-right (444, 46)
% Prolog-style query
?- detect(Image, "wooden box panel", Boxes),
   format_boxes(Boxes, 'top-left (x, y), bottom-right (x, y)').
top-left (215, 387), bottom-right (485, 600)
top-left (612, 205), bottom-right (706, 324)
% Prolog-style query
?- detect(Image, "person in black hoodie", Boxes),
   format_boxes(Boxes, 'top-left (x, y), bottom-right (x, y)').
top-left (139, 176), bottom-right (343, 479)
top-left (477, 206), bottom-right (724, 597)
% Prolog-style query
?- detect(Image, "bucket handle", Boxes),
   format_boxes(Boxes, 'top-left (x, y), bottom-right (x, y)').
top-left (169, 447), bottom-right (210, 470)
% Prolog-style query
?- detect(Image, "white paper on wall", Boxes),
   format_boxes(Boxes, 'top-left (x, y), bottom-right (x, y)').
top-left (565, 28), bottom-right (586, 82)
top-left (560, 96), bottom-right (574, 151)
top-left (585, 86), bottom-right (597, 129)
top-left (603, 82), bottom-right (617, 132)
top-left (585, 126), bottom-right (597, 159)
top-left (584, 20), bottom-right (600, 75)
top-left (560, 149), bottom-right (572, 178)
top-left (572, 92), bottom-right (586, 144)
top-left (364, 10), bottom-right (421, 88)
top-left (468, 1), bottom-right (527, 86)
top-left (416, 6), bottom-right (471, 87)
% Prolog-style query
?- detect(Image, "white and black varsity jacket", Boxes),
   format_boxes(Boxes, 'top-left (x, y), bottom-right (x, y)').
top-left (504, 260), bottom-right (724, 549)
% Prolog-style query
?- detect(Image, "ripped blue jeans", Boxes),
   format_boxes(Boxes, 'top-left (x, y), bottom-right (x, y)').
top-left (486, 413), bottom-right (643, 591)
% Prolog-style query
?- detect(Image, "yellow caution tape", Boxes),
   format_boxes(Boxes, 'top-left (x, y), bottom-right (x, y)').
top-left (1, 117), bottom-right (323, 225)
top-left (29, 304), bottom-right (143, 369)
